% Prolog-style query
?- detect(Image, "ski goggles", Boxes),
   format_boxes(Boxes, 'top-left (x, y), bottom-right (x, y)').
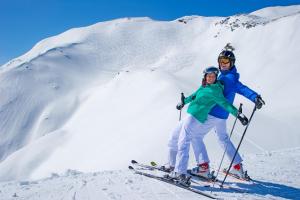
top-left (203, 66), bottom-right (219, 76)
top-left (218, 57), bottom-right (230, 64)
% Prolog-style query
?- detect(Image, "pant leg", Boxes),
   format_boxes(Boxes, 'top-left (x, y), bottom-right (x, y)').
top-left (214, 118), bottom-right (243, 165)
top-left (191, 115), bottom-right (216, 165)
top-left (174, 115), bottom-right (196, 174)
top-left (167, 117), bottom-right (185, 167)
top-left (174, 115), bottom-right (212, 174)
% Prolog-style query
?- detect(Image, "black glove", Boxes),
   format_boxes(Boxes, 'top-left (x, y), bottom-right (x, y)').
top-left (176, 102), bottom-right (184, 110)
top-left (176, 92), bottom-right (185, 110)
top-left (237, 113), bottom-right (248, 126)
top-left (255, 95), bottom-right (265, 109)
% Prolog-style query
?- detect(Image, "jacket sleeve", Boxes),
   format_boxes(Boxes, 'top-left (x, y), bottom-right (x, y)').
top-left (184, 88), bottom-right (200, 104)
top-left (236, 81), bottom-right (258, 102)
top-left (213, 90), bottom-right (238, 117)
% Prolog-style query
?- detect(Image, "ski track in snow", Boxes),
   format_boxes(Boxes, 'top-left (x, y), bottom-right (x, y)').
top-left (0, 148), bottom-right (299, 200)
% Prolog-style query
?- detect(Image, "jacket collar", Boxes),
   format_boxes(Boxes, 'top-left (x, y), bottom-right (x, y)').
top-left (220, 65), bottom-right (237, 75)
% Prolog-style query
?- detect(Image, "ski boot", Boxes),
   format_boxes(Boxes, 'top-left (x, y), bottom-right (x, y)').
top-left (225, 163), bottom-right (251, 181)
top-left (161, 165), bottom-right (175, 173)
top-left (190, 162), bottom-right (216, 181)
top-left (164, 171), bottom-right (191, 187)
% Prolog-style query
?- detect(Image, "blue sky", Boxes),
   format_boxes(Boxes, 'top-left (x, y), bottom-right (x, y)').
top-left (1, 0), bottom-right (300, 65)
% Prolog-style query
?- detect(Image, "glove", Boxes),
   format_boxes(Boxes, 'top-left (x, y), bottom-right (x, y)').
top-left (176, 92), bottom-right (185, 110)
top-left (255, 95), bottom-right (265, 109)
top-left (176, 102), bottom-right (184, 110)
top-left (237, 113), bottom-right (248, 126)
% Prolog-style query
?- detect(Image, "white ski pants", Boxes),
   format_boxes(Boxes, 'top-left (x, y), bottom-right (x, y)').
top-left (167, 114), bottom-right (242, 174)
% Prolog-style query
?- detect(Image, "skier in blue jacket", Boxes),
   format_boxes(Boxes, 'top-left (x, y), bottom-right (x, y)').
top-left (190, 50), bottom-right (265, 179)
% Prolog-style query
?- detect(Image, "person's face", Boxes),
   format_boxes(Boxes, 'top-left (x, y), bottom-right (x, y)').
top-left (206, 73), bottom-right (217, 84)
top-left (219, 57), bottom-right (231, 71)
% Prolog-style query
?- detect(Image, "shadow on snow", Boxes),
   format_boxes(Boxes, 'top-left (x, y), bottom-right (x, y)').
top-left (194, 179), bottom-right (300, 199)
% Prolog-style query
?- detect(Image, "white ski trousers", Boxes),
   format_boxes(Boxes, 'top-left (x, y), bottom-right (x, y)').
top-left (167, 114), bottom-right (242, 174)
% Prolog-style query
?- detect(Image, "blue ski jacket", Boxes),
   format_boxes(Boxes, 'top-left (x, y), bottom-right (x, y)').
top-left (209, 66), bottom-right (258, 119)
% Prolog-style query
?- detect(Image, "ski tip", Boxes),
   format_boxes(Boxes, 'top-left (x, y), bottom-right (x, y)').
top-left (128, 166), bottom-right (134, 170)
top-left (150, 161), bottom-right (157, 166)
top-left (131, 160), bottom-right (138, 164)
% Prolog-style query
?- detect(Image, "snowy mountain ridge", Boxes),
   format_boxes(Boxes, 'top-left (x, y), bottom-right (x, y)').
top-left (0, 6), bottom-right (300, 197)
top-left (2, 5), bottom-right (300, 70)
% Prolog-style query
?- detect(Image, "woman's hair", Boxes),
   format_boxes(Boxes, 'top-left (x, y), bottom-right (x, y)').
top-left (202, 77), bottom-right (207, 87)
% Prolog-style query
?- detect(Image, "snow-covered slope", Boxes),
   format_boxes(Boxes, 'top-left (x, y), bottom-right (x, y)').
top-left (0, 5), bottom-right (300, 184)
top-left (1, 148), bottom-right (300, 200)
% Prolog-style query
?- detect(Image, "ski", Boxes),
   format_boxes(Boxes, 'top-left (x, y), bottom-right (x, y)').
top-left (129, 165), bottom-right (218, 199)
top-left (150, 161), bottom-right (246, 193)
top-left (131, 160), bottom-right (209, 186)
top-left (131, 160), bottom-right (161, 171)
top-left (150, 161), bottom-right (218, 185)
top-left (187, 170), bottom-right (246, 193)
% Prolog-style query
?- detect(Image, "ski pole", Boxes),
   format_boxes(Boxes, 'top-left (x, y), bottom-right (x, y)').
top-left (179, 92), bottom-right (185, 121)
top-left (213, 103), bottom-right (242, 188)
top-left (221, 105), bottom-right (257, 186)
top-left (179, 109), bottom-right (182, 121)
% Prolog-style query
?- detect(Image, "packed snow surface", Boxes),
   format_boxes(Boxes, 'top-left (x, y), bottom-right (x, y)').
top-left (0, 148), bottom-right (299, 200)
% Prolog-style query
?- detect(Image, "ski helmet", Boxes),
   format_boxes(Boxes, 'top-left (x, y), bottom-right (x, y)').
top-left (203, 66), bottom-right (219, 76)
top-left (218, 50), bottom-right (235, 68)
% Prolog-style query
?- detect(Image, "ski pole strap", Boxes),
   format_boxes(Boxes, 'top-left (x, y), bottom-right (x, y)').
top-left (234, 103), bottom-right (242, 137)
top-left (238, 103), bottom-right (243, 114)
top-left (221, 105), bottom-right (257, 186)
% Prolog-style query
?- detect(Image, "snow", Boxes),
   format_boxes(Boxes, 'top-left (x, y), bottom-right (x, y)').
top-left (0, 148), bottom-right (299, 200)
top-left (250, 5), bottom-right (300, 19)
top-left (0, 5), bottom-right (300, 200)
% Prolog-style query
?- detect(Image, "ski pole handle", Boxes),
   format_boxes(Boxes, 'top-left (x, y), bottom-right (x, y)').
top-left (181, 93), bottom-right (185, 104)
top-left (179, 93), bottom-right (185, 121)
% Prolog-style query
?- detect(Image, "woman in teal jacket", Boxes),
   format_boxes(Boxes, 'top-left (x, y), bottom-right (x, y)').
top-left (166, 66), bottom-right (248, 186)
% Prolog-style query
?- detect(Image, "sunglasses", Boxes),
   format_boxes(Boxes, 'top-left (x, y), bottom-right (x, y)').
top-left (218, 57), bottom-right (230, 64)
